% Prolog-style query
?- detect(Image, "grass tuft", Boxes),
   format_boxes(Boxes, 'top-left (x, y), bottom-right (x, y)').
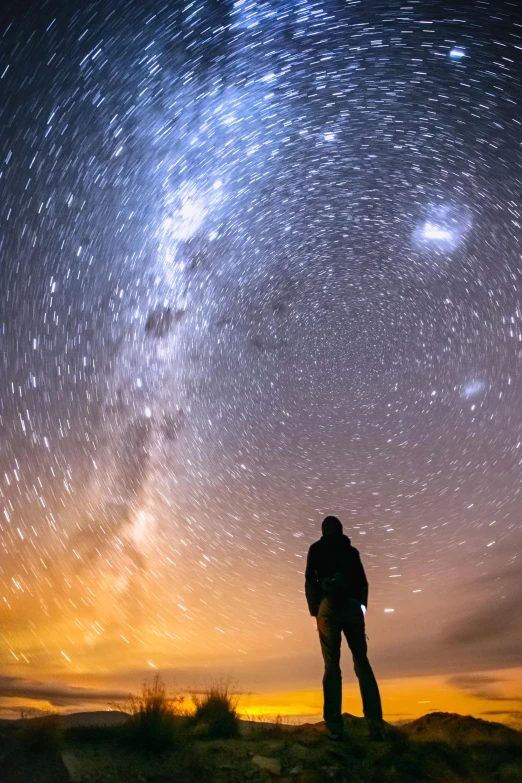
top-left (190, 680), bottom-right (240, 739)
top-left (120, 672), bottom-right (185, 753)
top-left (241, 712), bottom-right (292, 739)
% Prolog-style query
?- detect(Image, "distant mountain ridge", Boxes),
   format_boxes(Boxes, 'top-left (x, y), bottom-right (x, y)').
top-left (0, 711), bottom-right (130, 728)
top-left (1, 708), bottom-right (521, 739)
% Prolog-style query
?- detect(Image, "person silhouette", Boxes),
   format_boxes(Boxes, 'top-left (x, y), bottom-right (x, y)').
top-left (305, 515), bottom-right (383, 739)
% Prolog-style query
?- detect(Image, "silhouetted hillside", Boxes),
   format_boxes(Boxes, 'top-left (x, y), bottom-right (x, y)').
top-left (0, 710), bottom-right (521, 782)
top-left (402, 710), bottom-right (522, 747)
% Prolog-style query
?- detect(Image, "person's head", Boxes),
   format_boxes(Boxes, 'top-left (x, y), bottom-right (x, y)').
top-left (321, 515), bottom-right (343, 536)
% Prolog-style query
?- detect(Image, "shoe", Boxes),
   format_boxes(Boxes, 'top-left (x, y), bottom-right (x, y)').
top-left (325, 727), bottom-right (344, 741)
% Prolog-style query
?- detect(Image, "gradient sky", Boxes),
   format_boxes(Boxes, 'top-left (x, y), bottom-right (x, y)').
top-left (1, 0), bottom-right (521, 726)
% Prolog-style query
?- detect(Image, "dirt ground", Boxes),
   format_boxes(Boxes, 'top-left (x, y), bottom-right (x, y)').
top-left (0, 748), bottom-right (70, 783)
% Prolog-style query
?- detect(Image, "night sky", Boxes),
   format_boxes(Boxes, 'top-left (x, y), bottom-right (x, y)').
top-left (1, 0), bottom-right (521, 723)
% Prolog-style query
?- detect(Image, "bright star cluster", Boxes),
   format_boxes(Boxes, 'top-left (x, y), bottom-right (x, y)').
top-left (1, 0), bottom-right (521, 717)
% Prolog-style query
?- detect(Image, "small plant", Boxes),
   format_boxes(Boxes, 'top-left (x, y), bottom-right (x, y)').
top-left (18, 710), bottom-right (62, 752)
top-left (121, 673), bottom-right (185, 752)
top-left (190, 680), bottom-right (240, 739)
top-left (242, 712), bottom-right (287, 738)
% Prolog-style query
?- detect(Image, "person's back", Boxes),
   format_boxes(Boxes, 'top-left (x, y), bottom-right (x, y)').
top-left (305, 515), bottom-right (383, 739)
top-left (305, 527), bottom-right (368, 612)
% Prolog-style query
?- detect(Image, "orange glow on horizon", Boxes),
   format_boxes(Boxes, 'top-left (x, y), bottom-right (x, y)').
top-left (237, 669), bottom-right (522, 727)
top-left (2, 669), bottom-right (521, 730)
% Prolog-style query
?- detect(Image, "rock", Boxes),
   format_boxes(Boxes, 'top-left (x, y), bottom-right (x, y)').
top-left (322, 764), bottom-right (342, 778)
top-left (295, 732), bottom-right (322, 747)
top-left (289, 766), bottom-right (302, 775)
top-left (288, 743), bottom-right (312, 762)
top-left (264, 740), bottom-right (285, 754)
top-left (252, 755), bottom-right (282, 775)
top-left (61, 751), bottom-right (84, 783)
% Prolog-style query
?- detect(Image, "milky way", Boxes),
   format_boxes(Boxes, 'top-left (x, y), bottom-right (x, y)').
top-left (1, 0), bottom-right (521, 710)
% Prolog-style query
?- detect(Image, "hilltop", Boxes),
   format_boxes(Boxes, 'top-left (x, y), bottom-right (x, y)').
top-left (0, 710), bottom-right (521, 782)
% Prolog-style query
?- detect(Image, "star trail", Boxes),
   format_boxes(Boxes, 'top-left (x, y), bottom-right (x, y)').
top-left (1, 0), bottom-right (521, 722)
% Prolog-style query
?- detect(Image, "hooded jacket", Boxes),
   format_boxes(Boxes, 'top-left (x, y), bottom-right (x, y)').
top-left (305, 533), bottom-right (369, 616)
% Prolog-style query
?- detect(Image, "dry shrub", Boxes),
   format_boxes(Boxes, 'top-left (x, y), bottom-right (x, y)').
top-left (122, 673), bottom-right (185, 752)
top-left (190, 680), bottom-right (240, 739)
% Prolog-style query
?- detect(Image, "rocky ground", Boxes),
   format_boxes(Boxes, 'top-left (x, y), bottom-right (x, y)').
top-left (0, 712), bottom-right (521, 783)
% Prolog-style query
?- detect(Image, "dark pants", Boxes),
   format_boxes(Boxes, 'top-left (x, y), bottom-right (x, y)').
top-left (316, 598), bottom-right (382, 733)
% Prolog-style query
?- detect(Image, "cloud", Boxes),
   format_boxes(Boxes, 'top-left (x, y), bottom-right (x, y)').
top-left (448, 674), bottom-right (501, 691)
top-left (446, 673), bottom-right (522, 704)
top-left (446, 596), bottom-right (520, 646)
top-left (441, 561), bottom-right (522, 670)
top-left (0, 676), bottom-right (127, 708)
top-left (447, 673), bottom-right (502, 699)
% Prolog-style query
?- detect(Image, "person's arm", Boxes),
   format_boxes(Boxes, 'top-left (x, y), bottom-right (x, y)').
top-left (305, 546), bottom-right (321, 617)
top-left (354, 549), bottom-right (369, 609)
top-left (361, 584), bottom-right (369, 611)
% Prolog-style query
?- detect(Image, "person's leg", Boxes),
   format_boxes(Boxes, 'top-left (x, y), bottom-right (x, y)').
top-left (343, 621), bottom-right (383, 722)
top-left (317, 611), bottom-right (343, 735)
